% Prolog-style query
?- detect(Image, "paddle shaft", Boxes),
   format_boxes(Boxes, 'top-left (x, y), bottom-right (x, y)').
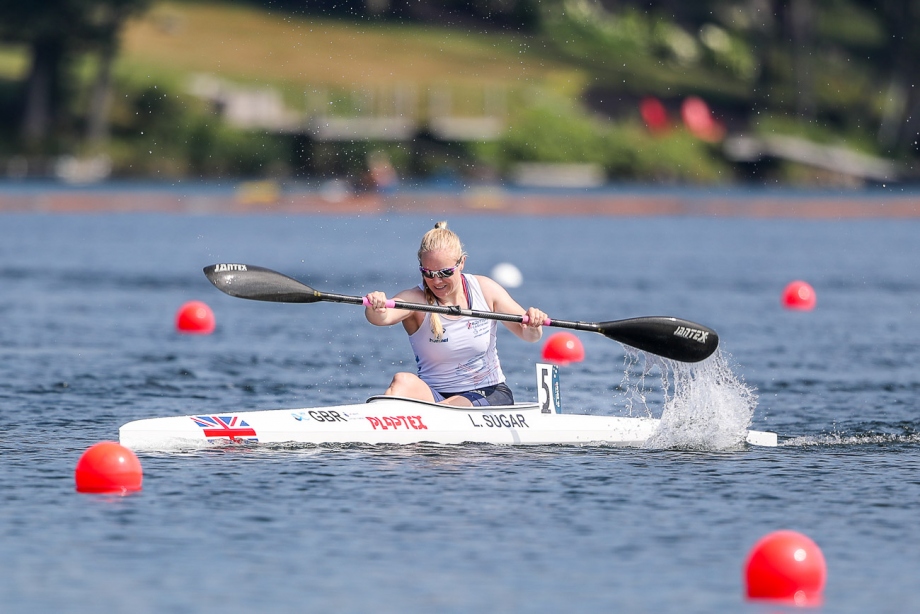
top-left (203, 264), bottom-right (718, 362)
top-left (323, 289), bottom-right (590, 331)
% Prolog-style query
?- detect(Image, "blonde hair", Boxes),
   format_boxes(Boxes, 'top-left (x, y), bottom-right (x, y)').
top-left (419, 221), bottom-right (467, 341)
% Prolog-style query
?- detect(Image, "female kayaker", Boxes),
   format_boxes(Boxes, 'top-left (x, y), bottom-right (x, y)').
top-left (364, 221), bottom-right (547, 407)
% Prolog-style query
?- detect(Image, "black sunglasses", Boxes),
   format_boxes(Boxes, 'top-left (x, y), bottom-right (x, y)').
top-left (419, 257), bottom-right (463, 279)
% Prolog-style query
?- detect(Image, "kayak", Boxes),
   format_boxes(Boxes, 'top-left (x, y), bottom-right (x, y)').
top-left (119, 394), bottom-right (777, 451)
top-left (119, 364), bottom-right (777, 451)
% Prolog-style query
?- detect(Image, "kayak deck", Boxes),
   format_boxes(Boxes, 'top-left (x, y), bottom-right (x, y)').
top-left (119, 395), bottom-right (778, 451)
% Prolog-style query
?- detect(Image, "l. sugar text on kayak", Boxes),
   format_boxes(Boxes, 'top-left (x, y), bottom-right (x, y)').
top-left (467, 413), bottom-right (530, 428)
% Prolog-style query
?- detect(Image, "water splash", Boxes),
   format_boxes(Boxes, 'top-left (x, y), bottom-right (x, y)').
top-left (618, 348), bottom-right (757, 451)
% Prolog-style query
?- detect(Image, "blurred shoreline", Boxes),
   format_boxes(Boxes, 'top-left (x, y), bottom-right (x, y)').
top-left (2, 181), bottom-right (919, 218)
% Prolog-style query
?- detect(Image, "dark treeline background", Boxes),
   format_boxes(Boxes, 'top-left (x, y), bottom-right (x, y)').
top-left (1, 0), bottom-right (919, 183)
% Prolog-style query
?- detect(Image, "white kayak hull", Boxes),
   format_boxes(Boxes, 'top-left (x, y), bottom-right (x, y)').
top-left (119, 395), bottom-right (778, 451)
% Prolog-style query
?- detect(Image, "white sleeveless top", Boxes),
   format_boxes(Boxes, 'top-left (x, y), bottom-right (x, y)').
top-left (408, 275), bottom-right (505, 393)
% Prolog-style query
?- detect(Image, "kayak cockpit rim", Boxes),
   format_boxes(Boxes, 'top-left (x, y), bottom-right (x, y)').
top-left (364, 394), bottom-right (541, 413)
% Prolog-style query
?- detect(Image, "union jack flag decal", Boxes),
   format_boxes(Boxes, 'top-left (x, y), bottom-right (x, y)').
top-left (191, 415), bottom-right (258, 442)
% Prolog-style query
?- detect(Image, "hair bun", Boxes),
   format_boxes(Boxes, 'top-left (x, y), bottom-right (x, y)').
top-left (434, 221), bottom-right (448, 230)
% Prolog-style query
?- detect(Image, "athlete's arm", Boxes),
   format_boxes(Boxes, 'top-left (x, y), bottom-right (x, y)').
top-left (476, 276), bottom-right (546, 342)
top-left (364, 287), bottom-right (424, 328)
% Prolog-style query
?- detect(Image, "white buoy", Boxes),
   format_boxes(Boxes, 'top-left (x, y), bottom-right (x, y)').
top-left (491, 262), bottom-right (523, 288)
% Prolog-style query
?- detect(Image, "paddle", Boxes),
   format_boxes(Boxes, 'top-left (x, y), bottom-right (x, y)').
top-left (203, 264), bottom-right (719, 363)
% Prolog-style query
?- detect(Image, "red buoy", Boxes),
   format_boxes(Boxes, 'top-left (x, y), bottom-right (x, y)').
top-left (176, 300), bottom-right (215, 334)
top-left (639, 97), bottom-right (669, 133)
top-left (75, 441), bottom-right (143, 494)
top-left (782, 281), bottom-right (817, 311)
top-left (745, 530), bottom-right (826, 606)
top-left (681, 96), bottom-right (725, 142)
top-left (541, 332), bottom-right (585, 365)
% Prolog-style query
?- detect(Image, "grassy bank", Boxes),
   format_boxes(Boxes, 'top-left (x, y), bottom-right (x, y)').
top-left (119, 1), bottom-right (580, 97)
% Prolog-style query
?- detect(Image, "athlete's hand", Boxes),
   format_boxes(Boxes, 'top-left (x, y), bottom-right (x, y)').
top-left (365, 291), bottom-right (390, 313)
top-left (522, 307), bottom-right (548, 329)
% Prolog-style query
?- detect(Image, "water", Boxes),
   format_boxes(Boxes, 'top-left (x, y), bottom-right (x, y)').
top-left (1, 212), bottom-right (919, 612)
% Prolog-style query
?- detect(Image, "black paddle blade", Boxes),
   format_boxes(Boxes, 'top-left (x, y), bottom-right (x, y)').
top-left (203, 264), bottom-right (321, 303)
top-left (597, 316), bottom-right (719, 363)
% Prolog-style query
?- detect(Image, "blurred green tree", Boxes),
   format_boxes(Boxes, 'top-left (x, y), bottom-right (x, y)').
top-left (877, 0), bottom-right (920, 153)
top-left (0, 0), bottom-right (151, 151)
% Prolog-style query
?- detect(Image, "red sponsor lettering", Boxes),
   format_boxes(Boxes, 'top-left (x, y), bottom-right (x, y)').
top-left (365, 415), bottom-right (428, 430)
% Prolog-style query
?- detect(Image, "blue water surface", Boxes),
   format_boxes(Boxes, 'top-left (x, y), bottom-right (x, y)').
top-left (1, 212), bottom-right (919, 613)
